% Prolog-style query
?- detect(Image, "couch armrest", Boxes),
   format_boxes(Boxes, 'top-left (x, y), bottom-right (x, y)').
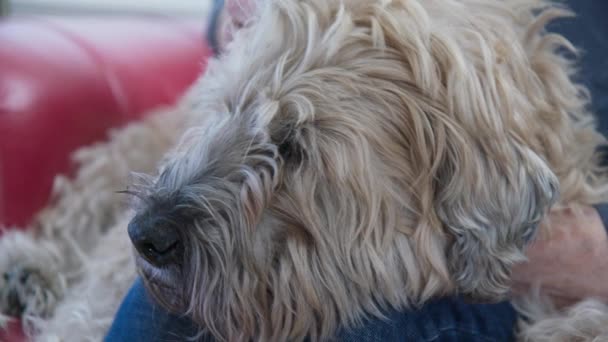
top-left (0, 16), bottom-right (211, 227)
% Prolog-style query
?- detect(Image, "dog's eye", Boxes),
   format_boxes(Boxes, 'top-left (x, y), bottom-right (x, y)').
top-left (272, 125), bottom-right (303, 164)
top-left (280, 141), bottom-right (305, 165)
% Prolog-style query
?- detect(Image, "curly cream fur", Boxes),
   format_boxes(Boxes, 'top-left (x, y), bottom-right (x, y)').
top-left (2, 0), bottom-right (608, 341)
top-left (517, 298), bottom-right (608, 342)
top-left (0, 108), bottom-right (187, 340)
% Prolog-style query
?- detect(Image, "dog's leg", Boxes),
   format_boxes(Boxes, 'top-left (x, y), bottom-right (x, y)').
top-left (0, 230), bottom-right (64, 330)
top-left (0, 108), bottom-right (186, 336)
top-left (35, 215), bottom-right (138, 341)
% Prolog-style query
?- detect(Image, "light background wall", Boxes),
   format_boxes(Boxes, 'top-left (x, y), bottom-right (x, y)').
top-left (7, 0), bottom-right (211, 17)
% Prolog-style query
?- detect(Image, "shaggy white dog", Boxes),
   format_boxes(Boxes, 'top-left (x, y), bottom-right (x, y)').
top-left (2, 0), bottom-right (608, 341)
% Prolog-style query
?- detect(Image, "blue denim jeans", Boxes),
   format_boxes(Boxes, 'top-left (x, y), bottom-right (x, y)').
top-left (206, 0), bottom-right (224, 55)
top-left (105, 0), bottom-right (608, 341)
top-left (105, 279), bottom-right (517, 341)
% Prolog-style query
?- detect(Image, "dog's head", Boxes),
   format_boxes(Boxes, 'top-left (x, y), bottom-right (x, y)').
top-left (127, 0), bottom-right (565, 340)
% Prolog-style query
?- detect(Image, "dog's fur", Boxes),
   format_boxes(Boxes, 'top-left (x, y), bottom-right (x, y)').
top-left (0, 108), bottom-right (185, 339)
top-left (2, 0), bottom-right (608, 341)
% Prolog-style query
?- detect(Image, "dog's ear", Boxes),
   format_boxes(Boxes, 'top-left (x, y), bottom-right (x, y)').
top-left (435, 138), bottom-right (558, 301)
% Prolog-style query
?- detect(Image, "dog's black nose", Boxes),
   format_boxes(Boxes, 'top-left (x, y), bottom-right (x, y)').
top-left (128, 220), bottom-right (182, 267)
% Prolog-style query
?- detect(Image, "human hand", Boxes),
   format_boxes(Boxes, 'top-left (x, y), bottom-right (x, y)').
top-left (511, 206), bottom-right (608, 307)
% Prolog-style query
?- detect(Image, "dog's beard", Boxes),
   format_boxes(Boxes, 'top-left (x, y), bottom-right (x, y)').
top-left (135, 254), bottom-right (185, 309)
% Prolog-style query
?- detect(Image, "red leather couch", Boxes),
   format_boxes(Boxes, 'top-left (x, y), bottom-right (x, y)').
top-left (0, 15), bottom-right (212, 340)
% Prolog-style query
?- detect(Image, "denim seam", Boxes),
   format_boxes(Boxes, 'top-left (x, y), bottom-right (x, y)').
top-left (426, 326), bottom-right (497, 342)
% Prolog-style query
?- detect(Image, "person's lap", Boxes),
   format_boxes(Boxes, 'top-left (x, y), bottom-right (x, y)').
top-left (327, 297), bottom-right (516, 341)
top-left (106, 0), bottom-right (608, 341)
top-left (104, 279), bottom-right (203, 342)
top-left (105, 279), bottom-right (517, 341)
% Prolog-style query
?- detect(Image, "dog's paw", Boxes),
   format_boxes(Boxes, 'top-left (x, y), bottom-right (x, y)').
top-left (0, 266), bottom-right (60, 320)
